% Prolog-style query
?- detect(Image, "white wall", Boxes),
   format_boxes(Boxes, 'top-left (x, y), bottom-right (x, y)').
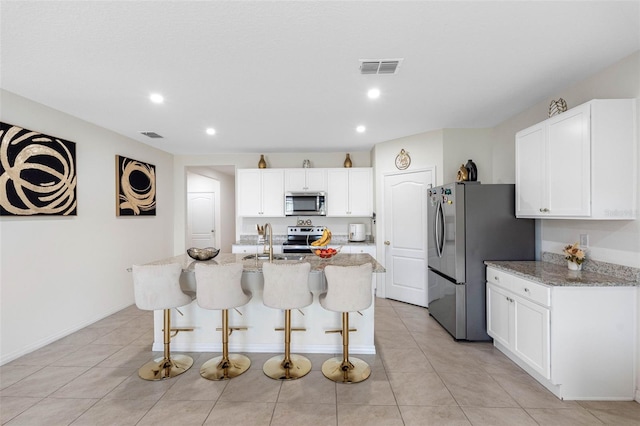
top-left (442, 128), bottom-right (494, 184)
top-left (0, 90), bottom-right (175, 364)
top-left (491, 50), bottom-right (640, 401)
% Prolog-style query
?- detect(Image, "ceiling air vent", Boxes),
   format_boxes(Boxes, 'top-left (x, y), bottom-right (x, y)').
top-left (139, 131), bottom-right (163, 139)
top-left (359, 59), bottom-right (403, 75)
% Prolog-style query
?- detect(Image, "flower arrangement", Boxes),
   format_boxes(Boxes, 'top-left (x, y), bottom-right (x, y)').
top-left (563, 242), bottom-right (586, 265)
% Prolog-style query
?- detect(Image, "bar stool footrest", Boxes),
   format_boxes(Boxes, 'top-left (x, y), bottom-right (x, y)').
top-left (325, 328), bottom-right (357, 334)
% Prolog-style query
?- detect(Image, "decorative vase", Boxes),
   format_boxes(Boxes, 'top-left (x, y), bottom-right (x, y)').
top-left (456, 164), bottom-right (469, 182)
top-left (465, 159), bottom-right (477, 181)
top-left (344, 153), bottom-right (352, 168)
top-left (567, 260), bottom-right (582, 271)
top-left (258, 154), bottom-right (267, 169)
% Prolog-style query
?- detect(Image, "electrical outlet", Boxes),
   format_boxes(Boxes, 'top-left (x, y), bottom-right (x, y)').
top-left (580, 234), bottom-right (589, 247)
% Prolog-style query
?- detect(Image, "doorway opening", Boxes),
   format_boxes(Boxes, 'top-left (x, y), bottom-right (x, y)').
top-left (185, 166), bottom-right (236, 252)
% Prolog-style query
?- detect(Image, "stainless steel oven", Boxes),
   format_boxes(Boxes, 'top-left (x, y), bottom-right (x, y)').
top-left (282, 226), bottom-right (325, 253)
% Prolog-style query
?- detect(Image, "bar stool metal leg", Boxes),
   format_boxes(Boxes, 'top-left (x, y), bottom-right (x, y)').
top-left (321, 312), bottom-right (371, 383)
top-left (200, 309), bottom-right (251, 380)
top-left (138, 309), bottom-right (194, 381)
top-left (263, 309), bottom-right (312, 380)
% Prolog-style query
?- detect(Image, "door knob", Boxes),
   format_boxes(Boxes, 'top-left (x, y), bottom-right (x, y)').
top-left (384, 241), bottom-right (390, 245)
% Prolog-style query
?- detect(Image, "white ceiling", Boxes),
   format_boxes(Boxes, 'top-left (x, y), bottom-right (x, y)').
top-left (1, 1), bottom-right (639, 155)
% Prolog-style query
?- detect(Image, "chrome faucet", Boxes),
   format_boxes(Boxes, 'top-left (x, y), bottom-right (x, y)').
top-left (263, 223), bottom-right (273, 262)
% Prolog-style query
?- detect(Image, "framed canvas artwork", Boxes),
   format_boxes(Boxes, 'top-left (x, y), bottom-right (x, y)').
top-left (116, 155), bottom-right (156, 216)
top-left (0, 122), bottom-right (77, 216)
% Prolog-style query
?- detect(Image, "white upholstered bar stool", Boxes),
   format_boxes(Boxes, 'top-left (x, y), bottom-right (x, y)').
top-left (262, 262), bottom-right (313, 380)
top-left (132, 263), bottom-right (195, 380)
top-left (195, 262), bottom-right (252, 380)
top-left (320, 263), bottom-right (373, 383)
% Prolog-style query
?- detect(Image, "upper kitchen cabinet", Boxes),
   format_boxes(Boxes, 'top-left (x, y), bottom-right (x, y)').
top-left (326, 168), bottom-right (373, 217)
top-left (237, 169), bottom-right (285, 217)
top-left (284, 168), bottom-right (327, 192)
top-left (516, 99), bottom-right (637, 219)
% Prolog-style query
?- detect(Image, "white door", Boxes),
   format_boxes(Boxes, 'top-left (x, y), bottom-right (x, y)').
top-left (383, 169), bottom-right (433, 307)
top-left (188, 192), bottom-right (216, 248)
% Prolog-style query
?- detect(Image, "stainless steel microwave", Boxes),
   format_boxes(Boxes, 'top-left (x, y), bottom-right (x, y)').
top-left (284, 192), bottom-right (326, 216)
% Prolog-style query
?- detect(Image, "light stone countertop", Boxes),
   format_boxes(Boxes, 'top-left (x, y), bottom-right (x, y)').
top-left (485, 260), bottom-right (637, 287)
top-left (145, 253), bottom-right (385, 273)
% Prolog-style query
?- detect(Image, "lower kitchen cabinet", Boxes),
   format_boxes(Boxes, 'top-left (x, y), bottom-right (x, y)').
top-left (487, 279), bottom-right (549, 379)
top-left (231, 244), bottom-right (282, 254)
top-left (486, 266), bottom-right (636, 400)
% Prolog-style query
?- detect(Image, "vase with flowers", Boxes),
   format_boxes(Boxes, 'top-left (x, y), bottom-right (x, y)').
top-left (563, 242), bottom-right (586, 271)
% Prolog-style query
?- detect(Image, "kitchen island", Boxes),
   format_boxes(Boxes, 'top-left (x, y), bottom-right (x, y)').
top-left (143, 253), bottom-right (385, 354)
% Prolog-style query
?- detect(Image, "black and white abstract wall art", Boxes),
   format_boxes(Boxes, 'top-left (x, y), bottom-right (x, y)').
top-left (0, 122), bottom-right (77, 216)
top-left (116, 155), bottom-right (156, 216)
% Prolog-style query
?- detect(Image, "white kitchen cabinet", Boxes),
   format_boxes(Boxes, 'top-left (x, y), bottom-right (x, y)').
top-left (486, 266), bottom-right (636, 400)
top-left (344, 245), bottom-right (375, 256)
top-left (284, 168), bottom-right (327, 192)
top-left (236, 169), bottom-right (284, 217)
top-left (487, 272), bottom-right (550, 379)
top-left (326, 168), bottom-right (372, 217)
top-left (231, 244), bottom-right (282, 254)
top-left (515, 99), bottom-right (637, 219)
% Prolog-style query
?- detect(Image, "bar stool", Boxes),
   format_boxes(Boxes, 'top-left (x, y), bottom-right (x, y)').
top-left (132, 263), bottom-right (195, 380)
top-left (195, 262), bottom-right (252, 380)
top-left (320, 263), bottom-right (373, 383)
top-left (262, 262), bottom-right (312, 380)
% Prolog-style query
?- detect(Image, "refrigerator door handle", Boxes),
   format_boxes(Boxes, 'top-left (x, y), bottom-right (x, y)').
top-left (434, 200), bottom-right (444, 258)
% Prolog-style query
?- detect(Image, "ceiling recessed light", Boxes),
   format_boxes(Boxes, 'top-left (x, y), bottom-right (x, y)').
top-left (356, 125), bottom-right (366, 133)
top-left (367, 88), bottom-right (380, 99)
top-left (149, 93), bottom-right (164, 104)
top-left (206, 128), bottom-right (216, 135)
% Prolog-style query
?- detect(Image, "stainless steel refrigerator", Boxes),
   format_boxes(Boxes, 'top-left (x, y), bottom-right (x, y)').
top-left (427, 182), bottom-right (535, 341)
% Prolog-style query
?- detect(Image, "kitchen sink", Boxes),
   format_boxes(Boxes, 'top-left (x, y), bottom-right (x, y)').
top-left (242, 254), bottom-right (306, 261)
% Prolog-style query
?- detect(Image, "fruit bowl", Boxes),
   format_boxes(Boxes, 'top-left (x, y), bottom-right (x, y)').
top-left (311, 246), bottom-right (341, 260)
top-left (187, 247), bottom-right (220, 261)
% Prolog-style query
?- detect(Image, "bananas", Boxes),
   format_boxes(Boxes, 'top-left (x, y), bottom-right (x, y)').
top-left (311, 228), bottom-right (332, 246)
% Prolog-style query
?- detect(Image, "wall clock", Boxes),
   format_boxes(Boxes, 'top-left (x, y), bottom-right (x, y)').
top-left (395, 149), bottom-right (411, 170)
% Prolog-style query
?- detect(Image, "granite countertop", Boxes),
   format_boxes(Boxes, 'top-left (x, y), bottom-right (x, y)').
top-left (145, 253), bottom-right (385, 273)
top-left (485, 261), bottom-right (638, 287)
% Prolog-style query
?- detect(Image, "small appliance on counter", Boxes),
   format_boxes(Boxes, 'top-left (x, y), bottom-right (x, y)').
top-left (348, 223), bottom-right (366, 242)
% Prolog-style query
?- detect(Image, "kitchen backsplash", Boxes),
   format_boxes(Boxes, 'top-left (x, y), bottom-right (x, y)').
top-left (542, 252), bottom-right (640, 283)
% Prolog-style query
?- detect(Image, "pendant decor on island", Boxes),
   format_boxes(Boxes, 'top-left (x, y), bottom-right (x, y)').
top-left (343, 153), bottom-right (352, 168)
top-left (258, 154), bottom-right (267, 169)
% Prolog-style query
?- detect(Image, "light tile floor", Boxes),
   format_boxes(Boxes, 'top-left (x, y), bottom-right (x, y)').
top-left (2, 298), bottom-right (639, 425)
